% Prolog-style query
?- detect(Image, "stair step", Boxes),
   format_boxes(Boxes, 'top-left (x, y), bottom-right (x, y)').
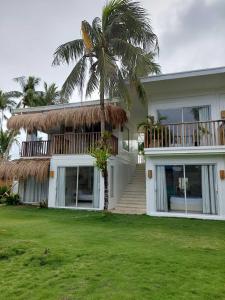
top-left (120, 195), bottom-right (146, 202)
top-left (120, 197), bottom-right (146, 202)
top-left (117, 201), bottom-right (146, 205)
top-left (116, 204), bottom-right (146, 209)
top-left (112, 165), bottom-right (147, 215)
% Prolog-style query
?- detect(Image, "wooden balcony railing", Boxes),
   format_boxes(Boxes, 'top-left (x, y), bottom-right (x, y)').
top-left (144, 120), bottom-right (225, 148)
top-left (21, 140), bottom-right (51, 157)
top-left (21, 132), bottom-right (118, 157)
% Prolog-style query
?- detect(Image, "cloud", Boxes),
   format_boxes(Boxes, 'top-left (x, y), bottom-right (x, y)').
top-left (157, 0), bottom-right (225, 72)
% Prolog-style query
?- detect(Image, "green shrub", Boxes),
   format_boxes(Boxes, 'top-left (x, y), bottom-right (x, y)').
top-left (5, 193), bottom-right (21, 205)
top-left (39, 200), bottom-right (48, 208)
top-left (0, 186), bottom-right (8, 196)
top-left (0, 186), bottom-right (9, 204)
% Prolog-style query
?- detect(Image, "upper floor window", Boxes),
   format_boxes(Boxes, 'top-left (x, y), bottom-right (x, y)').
top-left (158, 106), bottom-right (210, 124)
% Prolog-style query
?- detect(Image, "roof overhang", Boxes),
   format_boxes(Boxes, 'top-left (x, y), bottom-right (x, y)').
top-left (140, 66), bottom-right (225, 96)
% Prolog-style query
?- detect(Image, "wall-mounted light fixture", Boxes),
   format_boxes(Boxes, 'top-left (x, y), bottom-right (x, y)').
top-left (49, 171), bottom-right (54, 178)
top-left (148, 170), bottom-right (153, 179)
top-left (220, 170), bottom-right (225, 180)
top-left (221, 111), bottom-right (225, 119)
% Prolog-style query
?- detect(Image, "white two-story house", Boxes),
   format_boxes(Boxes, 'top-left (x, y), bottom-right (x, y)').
top-left (1, 66), bottom-right (225, 220)
top-left (143, 67), bottom-right (225, 220)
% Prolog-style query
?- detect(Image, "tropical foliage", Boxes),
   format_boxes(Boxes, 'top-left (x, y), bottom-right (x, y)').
top-left (53, 0), bottom-right (160, 209)
top-left (39, 82), bottom-right (67, 105)
top-left (0, 90), bottom-right (18, 128)
top-left (13, 76), bottom-right (67, 107)
top-left (14, 76), bottom-right (42, 107)
top-left (0, 129), bottom-right (18, 159)
top-left (53, 0), bottom-right (160, 129)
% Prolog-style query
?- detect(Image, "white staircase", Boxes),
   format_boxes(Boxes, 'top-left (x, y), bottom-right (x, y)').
top-left (113, 164), bottom-right (146, 214)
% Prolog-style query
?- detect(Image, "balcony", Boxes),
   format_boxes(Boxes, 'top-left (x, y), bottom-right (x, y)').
top-left (21, 132), bottom-right (118, 157)
top-left (144, 120), bottom-right (225, 148)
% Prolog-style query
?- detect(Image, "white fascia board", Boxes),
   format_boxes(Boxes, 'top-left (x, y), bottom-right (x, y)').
top-left (141, 66), bottom-right (225, 83)
top-left (144, 146), bottom-right (225, 157)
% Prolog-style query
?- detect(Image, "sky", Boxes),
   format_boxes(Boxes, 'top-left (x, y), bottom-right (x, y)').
top-left (1, 0), bottom-right (225, 100)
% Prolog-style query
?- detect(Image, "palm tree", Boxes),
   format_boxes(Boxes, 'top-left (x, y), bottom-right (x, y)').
top-left (53, 0), bottom-right (160, 209)
top-left (14, 76), bottom-right (42, 107)
top-left (0, 90), bottom-right (18, 129)
top-left (0, 129), bottom-right (18, 160)
top-left (39, 82), bottom-right (68, 105)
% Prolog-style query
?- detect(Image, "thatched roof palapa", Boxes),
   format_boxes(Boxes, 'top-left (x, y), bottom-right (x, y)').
top-left (7, 104), bottom-right (128, 133)
top-left (0, 159), bottom-right (50, 182)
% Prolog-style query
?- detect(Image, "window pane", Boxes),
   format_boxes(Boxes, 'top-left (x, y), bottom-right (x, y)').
top-left (185, 165), bottom-right (203, 213)
top-left (65, 167), bottom-right (78, 207)
top-left (56, 166), bottom-right (100, 209)
top-left (165, 166), bottom-right (185, 212)
top-left (183, 106), bottom-right (210, 122)
top-left (78, 167), bottom-right (94, 208)
top-left (156, 165), bottom-right (185, 212)
top-left (158, 108), bottom-right (182, 124)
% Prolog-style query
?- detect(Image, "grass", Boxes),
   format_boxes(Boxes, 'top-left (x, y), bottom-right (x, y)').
top-left (0, 206), bottom-right (225, 300)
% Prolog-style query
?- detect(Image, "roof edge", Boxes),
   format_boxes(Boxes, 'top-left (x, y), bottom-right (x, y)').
top-left (141, 66), bottom-right (225, 83)
top-left (13, 99), bottom-right (119, 115)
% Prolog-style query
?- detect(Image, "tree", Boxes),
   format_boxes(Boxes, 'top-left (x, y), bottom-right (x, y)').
top-left (14, 76), bottom-right (42, 107)
top-left (53, 0), bottom-right (160, 209)
top-left (39, 82), bottom-right (68, 105)
top-left (0, 129), bottom-right (18, 160)
top-left (0, 90), bottom-right (18, 129)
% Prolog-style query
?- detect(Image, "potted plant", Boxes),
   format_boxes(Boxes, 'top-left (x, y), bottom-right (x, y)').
top-left (137, 115), bottom-right (168, 148)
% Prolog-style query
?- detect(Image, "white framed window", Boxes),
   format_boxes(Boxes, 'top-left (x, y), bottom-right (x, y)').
top-left (56, 166), bottom-right (100, 208)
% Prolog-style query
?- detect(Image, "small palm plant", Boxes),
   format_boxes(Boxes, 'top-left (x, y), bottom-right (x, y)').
top-left (138, 115), bottom-right (167, 148)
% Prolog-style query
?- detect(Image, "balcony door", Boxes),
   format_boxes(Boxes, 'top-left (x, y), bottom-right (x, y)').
top-left (158, 106), bottom-right (210, 146)
top-left (56, 166), bottom-right (100, 208)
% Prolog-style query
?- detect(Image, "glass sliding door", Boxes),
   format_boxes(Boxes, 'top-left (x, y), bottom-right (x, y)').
top-left (165, 166), bottom-right (185, 212)
top-left (56, 166), bottom-right (100, 208)
top-left (185, 165), bottom-right (203, 213)
top-left (77, 167), bottom-right (94, 208)
top-left (156, 164), bottom-right (218, 215)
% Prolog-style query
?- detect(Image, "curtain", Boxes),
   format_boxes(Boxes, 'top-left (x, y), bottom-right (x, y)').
top-left (156, 166), bottom-right (168, 212)
top-left (22, 177), bottom-right (49, 203)
top-left (56, 167), bottom-right (65, 207)
top-left (93, 167), bottom-right (100, 208)
top-left (199, 107), bottom-right (210, 146)
top-left (199, 107), bottom-right (209, 122)
top-left (202, 166), bottom-right (217, 214)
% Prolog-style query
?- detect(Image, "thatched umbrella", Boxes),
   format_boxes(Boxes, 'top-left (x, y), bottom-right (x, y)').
top-left (7, 104), bottom-right (128, 133)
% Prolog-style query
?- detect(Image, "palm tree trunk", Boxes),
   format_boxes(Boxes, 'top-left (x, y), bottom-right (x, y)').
top-left (100, 77), bottom-right (105, 135)
top-left (0, 110), bottom-right (3, 130)
top-left (100, 76), bottom-right (108, 210)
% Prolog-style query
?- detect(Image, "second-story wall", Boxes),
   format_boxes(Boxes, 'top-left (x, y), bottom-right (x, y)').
top-left (148, 90), bottom-right (225, 122)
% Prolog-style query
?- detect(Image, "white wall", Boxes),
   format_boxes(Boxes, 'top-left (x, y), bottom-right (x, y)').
top-left (146, 154), bottom-right (225, 220)
top-left (108, 155), bottom-right (136, 209)
top-left (148, 90), bottom-right (225, 121)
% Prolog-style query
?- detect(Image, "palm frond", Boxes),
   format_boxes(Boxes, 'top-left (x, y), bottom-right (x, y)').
top-left (52, 39), bottom-right (85, 65)
top-left (61, 56), bottom-right (87, 98)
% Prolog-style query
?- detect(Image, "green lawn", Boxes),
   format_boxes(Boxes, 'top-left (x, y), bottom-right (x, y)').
top-left (0, 207), bottom-right (225, 300)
